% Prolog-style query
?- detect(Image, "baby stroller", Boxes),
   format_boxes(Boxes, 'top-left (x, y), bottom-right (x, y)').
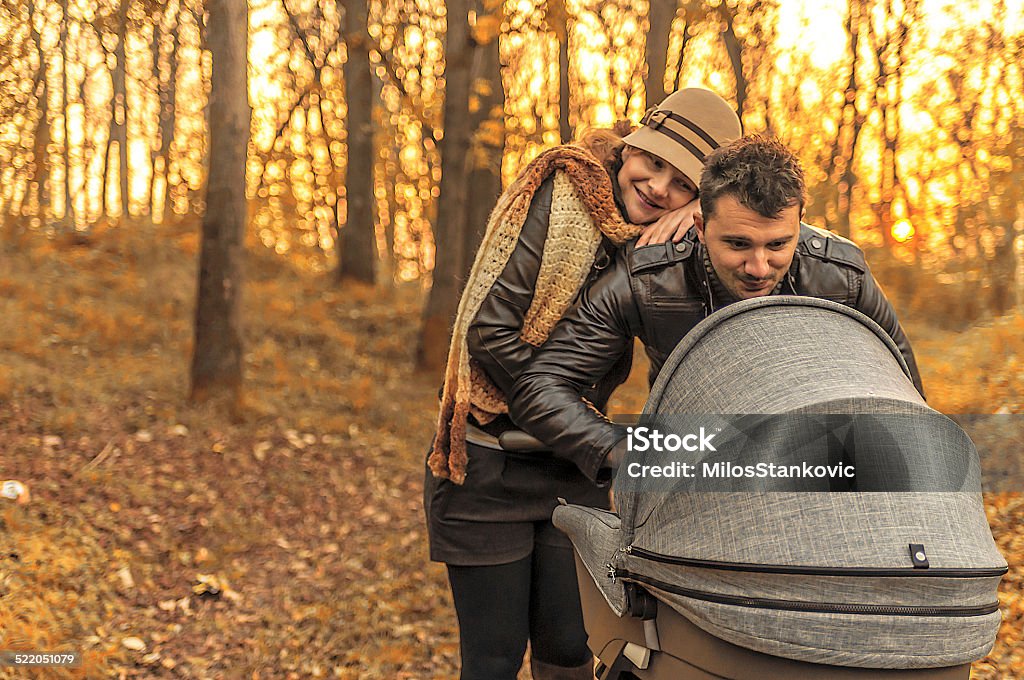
top-left (554, 297), bottom-right (1006, 679)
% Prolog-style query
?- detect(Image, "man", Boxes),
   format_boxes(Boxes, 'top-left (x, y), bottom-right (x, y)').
top-left (509, 135), bottom-right (924, 483)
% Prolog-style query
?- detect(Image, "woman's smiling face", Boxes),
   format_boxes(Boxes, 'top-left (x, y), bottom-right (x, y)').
top-left (617, 146), bottom-right (698, 224)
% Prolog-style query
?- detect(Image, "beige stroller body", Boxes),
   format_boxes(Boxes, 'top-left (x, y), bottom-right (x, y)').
top-left (574, 552), bottom-right (970, 680)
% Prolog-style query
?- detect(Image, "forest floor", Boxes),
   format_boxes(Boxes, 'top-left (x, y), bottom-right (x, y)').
top-left (1, 219), bottom-right (1022, 679)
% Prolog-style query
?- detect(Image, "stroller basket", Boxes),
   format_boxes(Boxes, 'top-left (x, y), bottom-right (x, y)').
top-left (554, 297), bottom-right (1005, 677)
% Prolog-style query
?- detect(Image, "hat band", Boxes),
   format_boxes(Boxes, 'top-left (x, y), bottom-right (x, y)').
top-left (648, 121), bottom-right (708, 163)
top-left (641, 108), bottom-right (723, 159)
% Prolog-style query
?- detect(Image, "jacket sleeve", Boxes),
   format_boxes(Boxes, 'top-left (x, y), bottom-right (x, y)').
top-left (466, 177), bottom-right (555, 395)
top-left (855, 269), bottom-right (926, 398)
top-left (509, 254), bottom-right (640, 482)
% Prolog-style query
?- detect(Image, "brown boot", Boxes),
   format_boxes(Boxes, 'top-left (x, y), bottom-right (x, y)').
top-left (530, 657), bottom-right (596, 680)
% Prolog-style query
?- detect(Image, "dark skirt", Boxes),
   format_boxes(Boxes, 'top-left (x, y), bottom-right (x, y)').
top-left (424, 442), bottom-right (611, 566)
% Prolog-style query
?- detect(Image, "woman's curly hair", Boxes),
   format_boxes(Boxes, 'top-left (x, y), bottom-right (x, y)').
top-left (575, 119), bottom-right (635, 172)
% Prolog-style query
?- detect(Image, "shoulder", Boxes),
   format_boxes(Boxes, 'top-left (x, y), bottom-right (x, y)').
top-left (520, 173), bottom-right (557, 224)
top-left (534, 172), bottom-right (557, 205)
top-left (625, 226), bottom-right (699, 276)
top-left (797, 223), bottom-right (867, 273)
top-left (580, 246), bottom-right (642, 324)
top-left (505, 159), bottom-right (560, 214)
top-left (794, 224), bottom-right (872, 303)
top-left (509, 174), bottom-right (558, 251)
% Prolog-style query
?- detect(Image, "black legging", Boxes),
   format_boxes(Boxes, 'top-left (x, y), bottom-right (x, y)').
top-left (447, 537), bottom-right (591, 679)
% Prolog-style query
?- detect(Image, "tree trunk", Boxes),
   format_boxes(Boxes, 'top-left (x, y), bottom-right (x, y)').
top-left (883, 0), bottom-right (916, 248)
top-left (61, 2), bottom-right (74, 229)
top-left (150, 7), bottom-right (162, 211)
top-left (79, 45), bottom-right (92, 223)
top-left (550, 0), bottom-right (571, 143)
top-left (151, 2), bottom-right (180, 215)
top-left (163, 7), bottom-right (180, 215)
top-left (373, 69), bottom-right (396, 283)
top-left (558, 35), bottom-right (570, 142)
top-left (190, 0), bottom-right (250, 405)
top-left (719, 6), bottom-right (746, 123)
top-left (112, 0), bottom-right (129, 219)
top-left (988, 21), bottom-right (1021, 315)
top-left (867, 0), bottom-right (910, 246)
top-left (417, 0), bottom-right (473, 373)
top-left (874, 35), bottom-right (894, 243)
top-left (337, 0), bottom-right (377, 283)
top-left (98, 40), bottom-right (113, 219)
top-left (837, 113), bottom-right (864, 239)
top-left (102, 111), bottom-right (113, 217)
top-left (644, 0), bottom-right (675, 107)
top-left (31, 3), bottom-right (51, 222)
top-left (463, 6), bottom-right (505, 266)
top-left (824, 0), bottom-right (862, 238)
top-left (671, 3), bottom-right (696, 92)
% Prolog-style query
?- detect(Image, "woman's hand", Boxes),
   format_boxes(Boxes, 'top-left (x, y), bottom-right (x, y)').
top-left (634, 196), bottom-right (701, 247)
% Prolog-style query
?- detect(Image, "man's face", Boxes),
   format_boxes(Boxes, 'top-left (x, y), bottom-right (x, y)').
top-left (695, 194), bottom-right (801, 300)
top-left (617, 146), bottom-right (697, 225)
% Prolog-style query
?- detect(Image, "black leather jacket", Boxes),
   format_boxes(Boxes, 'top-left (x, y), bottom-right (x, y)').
top-left (508, 224), bottom-right (925, 482)
top-left (466, 175), bottom-right (633, 437)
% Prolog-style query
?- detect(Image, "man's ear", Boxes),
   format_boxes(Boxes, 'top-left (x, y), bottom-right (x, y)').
top-left (694, 211), bottom-right (706, 243)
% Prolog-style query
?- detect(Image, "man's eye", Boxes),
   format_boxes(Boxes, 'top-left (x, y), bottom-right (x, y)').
top-left (769, 242), bottom-right (789, 250)
top-left (725, 240), bottom-right (747, 249)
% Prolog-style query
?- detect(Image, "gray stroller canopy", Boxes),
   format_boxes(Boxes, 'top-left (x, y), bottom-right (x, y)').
top-left (555, 296), bottom-right (1006, 669)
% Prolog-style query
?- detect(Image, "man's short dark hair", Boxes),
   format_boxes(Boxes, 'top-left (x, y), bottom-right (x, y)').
top-left (699, 135), bottom-right (806, 220)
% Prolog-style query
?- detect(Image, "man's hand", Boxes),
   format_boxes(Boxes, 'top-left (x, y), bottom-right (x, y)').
top-left (596, 437), bottom-right (629, 486)
top-left (634, 197), bottom-right (701, 247)
top-left (601, 438), bottom-right (629, 472)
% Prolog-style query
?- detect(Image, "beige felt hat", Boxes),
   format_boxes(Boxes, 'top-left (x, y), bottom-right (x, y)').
top-left (622, 88), bottom-right (742, 185)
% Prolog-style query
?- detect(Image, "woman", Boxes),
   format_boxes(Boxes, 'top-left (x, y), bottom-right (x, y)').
top-left (425, 88), bottom-right (741, 680)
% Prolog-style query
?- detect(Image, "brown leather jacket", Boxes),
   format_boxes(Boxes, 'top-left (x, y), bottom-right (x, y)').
top-left (466, 175), bottom-right (633, 437)
top-left (507, 224), bottom-right (925, 482)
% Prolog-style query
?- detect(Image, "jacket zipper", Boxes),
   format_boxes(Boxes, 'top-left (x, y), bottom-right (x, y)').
top-left (623, 545), bottom-right (1008, 578)
top-left (606, 568), bottom-right (1000, 618)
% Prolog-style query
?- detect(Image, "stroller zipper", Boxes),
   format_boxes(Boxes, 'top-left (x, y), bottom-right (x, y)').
top-left (624, 545), bottom-right (1008, 578)
top-left (614, 570), bottom-right (1000, 618)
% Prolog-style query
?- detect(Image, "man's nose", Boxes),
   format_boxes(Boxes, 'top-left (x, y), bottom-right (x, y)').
top-left (744, 251), bottom-right (772, 279)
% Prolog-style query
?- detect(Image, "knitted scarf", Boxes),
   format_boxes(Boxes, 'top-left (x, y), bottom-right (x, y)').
top-left (429, 144), bottom-right (642, 484)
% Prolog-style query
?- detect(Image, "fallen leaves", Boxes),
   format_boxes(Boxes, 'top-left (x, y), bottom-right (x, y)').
top-left (121, 637), bottom-right (147, 652)
top-left (0, 480), bottom-right (30, 505)
top-left (192, 573), bottom-right (241, 603)
top-left (253, 440), bottom-right (272, 461)
top-left (4, 228), bottom-right (1021, 679)
top-left (116, 566), bottom-right (136, 590)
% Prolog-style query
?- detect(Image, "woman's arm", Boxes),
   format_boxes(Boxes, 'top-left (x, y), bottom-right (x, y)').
top-left (509, 255), bottom-right (640, 482)
top-left (466, 177), bottom-right (555, 395)
top-left (634, 196), bottom-right (701, 247)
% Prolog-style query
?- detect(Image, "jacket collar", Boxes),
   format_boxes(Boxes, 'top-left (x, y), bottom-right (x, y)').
top-left (694, 242), bottom-right (797, 314)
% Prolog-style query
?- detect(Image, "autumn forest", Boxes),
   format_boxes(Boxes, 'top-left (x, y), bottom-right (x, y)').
top-left (0, 0), bottom-right (1022, 677)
